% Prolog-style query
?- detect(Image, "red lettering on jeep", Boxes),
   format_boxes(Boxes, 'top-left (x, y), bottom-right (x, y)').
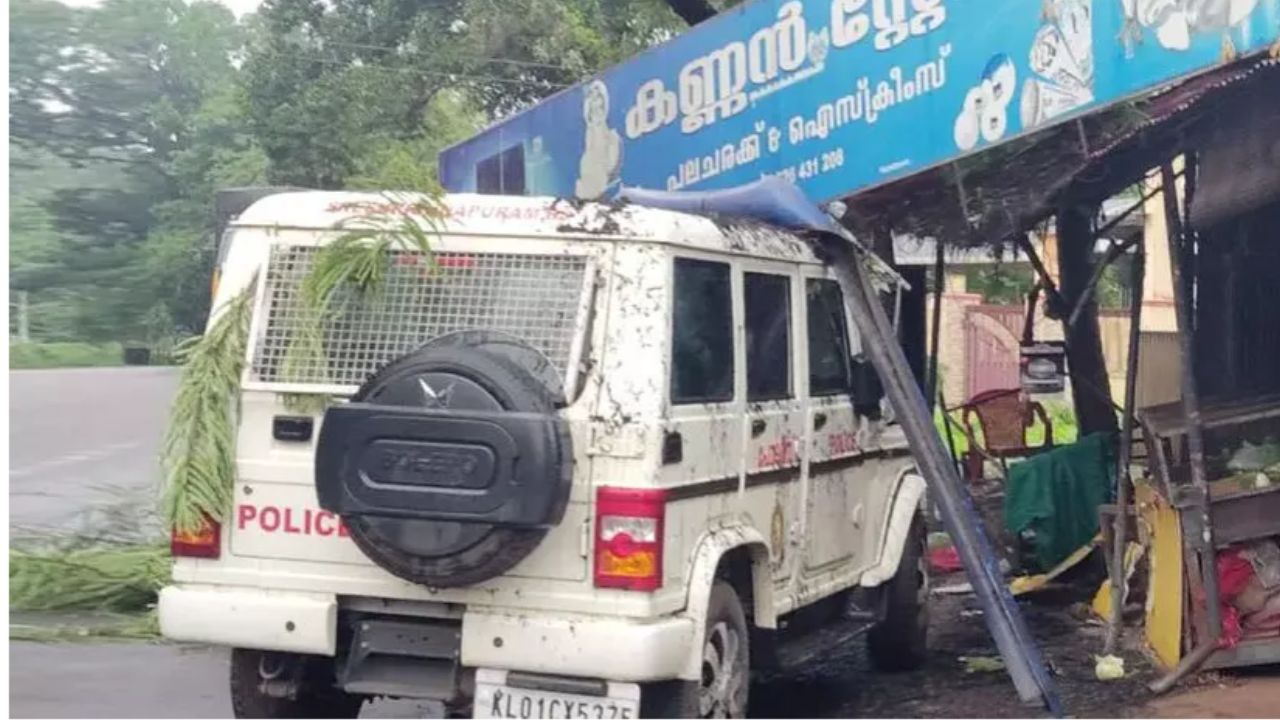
top-left (237, 504), bottom-right (258, 529)
top-left (283, 508), bottom-right (301, 534)
top-left (314, 510), bottom-right (335, 536)
top-left (827, 431), bottom-right (859, 456)
top-left (259, 506), bottom-right (281, 532)
top-left (233, 504), bottom-right (353, 538)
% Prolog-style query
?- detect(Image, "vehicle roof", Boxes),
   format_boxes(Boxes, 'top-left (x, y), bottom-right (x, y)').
top-left (232, 190), bottom-right (825, 264)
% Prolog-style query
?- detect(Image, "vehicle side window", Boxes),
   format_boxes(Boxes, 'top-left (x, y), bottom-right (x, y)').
top-left (672, 258), bottom-right (734, 404)
top-left (806, 279), bottom-right (852, 396)
top-left (744, 272), bottom-right (792, 401)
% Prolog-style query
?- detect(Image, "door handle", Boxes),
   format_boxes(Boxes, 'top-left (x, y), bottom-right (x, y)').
top-left (814, 413), bottom-right (828, 431)
top-left (751, 419), bottom-right (767, 437)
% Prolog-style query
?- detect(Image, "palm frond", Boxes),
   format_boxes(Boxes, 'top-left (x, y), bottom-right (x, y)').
top-left (160, 280), bottom-right (255, 534)
top-left (280, 192), bottom-right (446, 390)
top-left (10, 543), bottom-right (169, 613)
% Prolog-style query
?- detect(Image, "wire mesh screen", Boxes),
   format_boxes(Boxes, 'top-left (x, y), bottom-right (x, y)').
top-left (250, 246), bottom-right (590, 387)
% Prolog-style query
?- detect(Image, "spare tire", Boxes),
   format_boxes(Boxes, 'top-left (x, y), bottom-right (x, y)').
top-left (316, 339), bottom-right (573, 588)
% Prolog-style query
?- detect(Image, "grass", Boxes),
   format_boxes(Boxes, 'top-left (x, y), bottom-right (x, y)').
top-left (9, 341), bottom-right (125, 369)
top-left (934, 398), bottom-right (1079, 457)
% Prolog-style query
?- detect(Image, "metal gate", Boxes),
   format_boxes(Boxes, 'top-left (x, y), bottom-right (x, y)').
top-left (965, 305), bottom-right (1024, 399)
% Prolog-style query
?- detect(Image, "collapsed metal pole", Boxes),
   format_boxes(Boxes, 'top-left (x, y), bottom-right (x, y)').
top-left (1015, 233), bottom-right (1069, 316)
top-left (1103, 237), bottom-right (1145, 656)
top-left (1092, 168), bottom-right (1183, 242)
top-left (926, 239), bottom-right (945, 413)
top-left (1066, 235), bottom-right (1140, 330)
top-left (1149, 159), bottom-right (1221, 694)
top-left (823, 234), bottom-right (1063, 715)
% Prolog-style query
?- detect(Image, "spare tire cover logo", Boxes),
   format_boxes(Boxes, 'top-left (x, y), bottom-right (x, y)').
top-left (360, 440), bottom-right (495, 489)
top-left (418, 377), bottom-right (455, 408)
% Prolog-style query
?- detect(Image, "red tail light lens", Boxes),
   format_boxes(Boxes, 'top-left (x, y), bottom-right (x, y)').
top-left (594, 487), bottom-right (665, 591)
top-left (171, 516), bottom-right (222, 559)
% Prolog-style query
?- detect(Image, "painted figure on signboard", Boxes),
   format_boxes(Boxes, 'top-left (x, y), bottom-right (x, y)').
top-left (1021, 0), bottom-right (1096, 129)
top-left (575, 80), bottom-right (623, 199)
top-left (1120, 0), bottom-right (1261, 54)
top-left (953, 53), bottom-right (1017, 151)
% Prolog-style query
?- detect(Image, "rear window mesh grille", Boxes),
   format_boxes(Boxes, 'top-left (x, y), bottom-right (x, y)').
top-left (250, 246), bottom-right (590, 387)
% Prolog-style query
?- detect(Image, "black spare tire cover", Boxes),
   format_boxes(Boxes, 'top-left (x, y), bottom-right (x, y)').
top-left (316, 341), bottom-right (573, 588)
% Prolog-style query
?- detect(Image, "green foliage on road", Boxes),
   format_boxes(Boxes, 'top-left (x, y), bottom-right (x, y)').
top-left (9, 539), bottom-right (165, 642)
top-left (10, 544), bottom-right (169, 613)
top-left (9, 342), bottom-right (125, 369)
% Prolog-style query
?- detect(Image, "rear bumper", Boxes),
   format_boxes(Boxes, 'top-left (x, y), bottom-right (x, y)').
top-left (159, 584), bottom-right (698, 682)
top-left (158, 585), bottom-right (338, 655)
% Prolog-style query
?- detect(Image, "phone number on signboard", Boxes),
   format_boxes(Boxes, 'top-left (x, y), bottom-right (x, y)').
top-left (772, 148), bottom-right (845, 184)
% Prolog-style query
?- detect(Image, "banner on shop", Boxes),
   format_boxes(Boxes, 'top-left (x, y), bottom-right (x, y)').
top-left (439, 0), bottom-right (1280, 203)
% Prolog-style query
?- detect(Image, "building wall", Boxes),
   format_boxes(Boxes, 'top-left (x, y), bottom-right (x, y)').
top-left (1141, 163), bottom-right (1179, 333)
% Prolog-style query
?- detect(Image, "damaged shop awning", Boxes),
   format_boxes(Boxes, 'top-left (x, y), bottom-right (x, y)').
top-left (837, 53), bottom-right (1280, 246)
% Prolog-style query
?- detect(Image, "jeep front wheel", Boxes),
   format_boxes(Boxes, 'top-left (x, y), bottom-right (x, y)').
top-left (866, 512), bottom-right (930, 672)
top-left (642, 581), bottom-right (750, 718)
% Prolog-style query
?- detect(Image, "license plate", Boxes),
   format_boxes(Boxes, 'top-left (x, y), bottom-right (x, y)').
top-left (474, 674), bottom-right (639, 719)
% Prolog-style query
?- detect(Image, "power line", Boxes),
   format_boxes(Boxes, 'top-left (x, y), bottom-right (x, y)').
top-left (267, 49), bottom-right (575, 88)
top-left (313, 39), bottom-right (584, 73)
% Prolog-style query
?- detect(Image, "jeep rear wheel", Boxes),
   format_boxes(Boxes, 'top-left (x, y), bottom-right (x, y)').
top-left (229, 649), bottom-right (363, 719)
top-left (867, 513), bottom-right (930, 672)
top-left (642, 582), bottom-right (750, 718)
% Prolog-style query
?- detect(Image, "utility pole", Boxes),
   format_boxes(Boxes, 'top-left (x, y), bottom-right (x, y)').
top-left (17, 291), bottom-right (30, 343)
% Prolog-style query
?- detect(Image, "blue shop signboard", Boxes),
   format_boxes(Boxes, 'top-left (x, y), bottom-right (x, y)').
top-left (439, 0), bottom-right (1279, 204)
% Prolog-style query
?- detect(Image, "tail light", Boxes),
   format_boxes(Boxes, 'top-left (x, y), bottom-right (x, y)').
top-left (171, 516), bottom-right (222, 559)
top-left (594, 487), bottom-right (665, 591)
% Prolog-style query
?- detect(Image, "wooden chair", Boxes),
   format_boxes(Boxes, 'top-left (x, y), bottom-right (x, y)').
top-left (960, 388), bottom-right (1055, 482)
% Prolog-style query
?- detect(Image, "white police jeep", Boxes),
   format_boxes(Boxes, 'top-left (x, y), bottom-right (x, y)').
top-left (159, 190), bottom-right (928, 718)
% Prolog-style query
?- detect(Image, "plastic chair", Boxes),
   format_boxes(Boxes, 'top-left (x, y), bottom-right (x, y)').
top-left (960, 388), bottom-right (1054, 482)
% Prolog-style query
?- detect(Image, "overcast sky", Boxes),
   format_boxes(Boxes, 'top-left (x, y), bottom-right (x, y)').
top-left (59, 0), bottom-right (262, 18)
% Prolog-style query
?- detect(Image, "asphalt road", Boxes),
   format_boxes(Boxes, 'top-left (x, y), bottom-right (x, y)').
top-left (9, 367), bottom-right (180, 540)
top-left (8, 642), bottom-right (437, 719)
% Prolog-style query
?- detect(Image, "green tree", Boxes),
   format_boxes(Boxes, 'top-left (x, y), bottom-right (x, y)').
top-left (241, 0), bottom-right (682, 188)
top-left (346, 91), bottom-right (484, 192)
top-left (10, 0), bottom-right (257, 339)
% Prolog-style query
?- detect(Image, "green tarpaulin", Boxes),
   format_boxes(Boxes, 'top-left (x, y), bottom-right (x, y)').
top-left (1004, 432), bottom-right (1116, 570)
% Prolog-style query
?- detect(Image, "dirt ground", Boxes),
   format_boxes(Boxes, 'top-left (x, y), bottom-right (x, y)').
top-left (750, 584), bottom-right (1280, 718)
top-left (1143, 673), bottom-right (1280, 718)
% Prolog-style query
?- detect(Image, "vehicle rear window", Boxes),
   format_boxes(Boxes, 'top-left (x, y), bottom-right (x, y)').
top-left (744, 272), bottom-right (792, 401)
top-left (807, 279), bottom-right (852, 396)
top-left (672, 258), bottom-right (734, 404)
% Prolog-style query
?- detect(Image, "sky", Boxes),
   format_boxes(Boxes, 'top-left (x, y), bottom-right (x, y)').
top-left (58, 0), bottom-right (262, 17)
